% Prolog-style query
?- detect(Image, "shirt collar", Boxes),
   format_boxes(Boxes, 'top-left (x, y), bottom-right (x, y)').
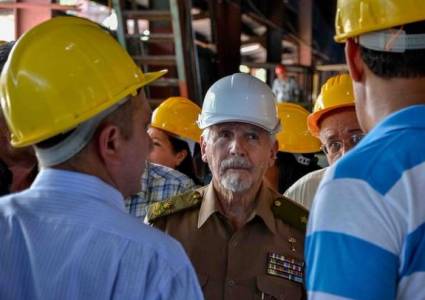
top-left (31, 168), bottom-right (125, 211)
top-left (253, 183), bottom-right (277, 234)
top-left (197, 181), bottom-right (277, 234)
top-left (197, 184), bottom-right (219, 228)
top-left (360, 104), bottom-right (425, 145)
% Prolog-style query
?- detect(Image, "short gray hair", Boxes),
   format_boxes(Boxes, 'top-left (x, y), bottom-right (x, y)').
top-left (201, 125), bottom-right (276, 145)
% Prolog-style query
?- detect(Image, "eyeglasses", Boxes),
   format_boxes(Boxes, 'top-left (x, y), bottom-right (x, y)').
top-left (321, 133), bottom-right (365, 155)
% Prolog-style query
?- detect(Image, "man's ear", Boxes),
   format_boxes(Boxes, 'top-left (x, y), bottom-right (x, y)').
top-left (200, 135), bottom-right (208, 163)
top-left (175, 149), bottom-right (188, 167)
top-left (96, 124), bottom-right (123, 165)
top-left (269, 140), bottom-right (278, 167)
top-left (345, 38), bottom-right (364, 82)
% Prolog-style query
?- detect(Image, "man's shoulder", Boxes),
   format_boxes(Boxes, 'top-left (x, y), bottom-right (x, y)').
top-left (288, 168), bottom-right (326, 189)
top-left (0, 189), bottom-right (38, 216)
top-left (284, 169), bottom-right (326, 210)
top-left (331, 128), bottom-right (425, 195)
top-left (148, 163), bottom-right (193, 182)
top-left (0, 193), bottom-right (16, 215)
top-left (270, 193), bottom-right (309, 233)
top-left (146, 188), bottom-right (204, 223)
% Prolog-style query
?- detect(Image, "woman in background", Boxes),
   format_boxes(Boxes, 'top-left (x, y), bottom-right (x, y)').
top-left (148, 96), bottom-right (203, 185)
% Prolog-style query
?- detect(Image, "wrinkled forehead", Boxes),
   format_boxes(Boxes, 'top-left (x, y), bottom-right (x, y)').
top-left (210, 122), bottom-right (269, 135)
top-left (320, 125), bottom-right (363, 141)
top-left (319, 110), bottom-right (361, 137)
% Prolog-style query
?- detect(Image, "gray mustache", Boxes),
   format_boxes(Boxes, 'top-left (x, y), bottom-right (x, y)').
top-left (220, 157), bottom-right (252, 171)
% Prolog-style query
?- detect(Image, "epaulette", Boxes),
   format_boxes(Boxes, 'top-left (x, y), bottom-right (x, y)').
top-left (147, 190), bottom-right (203, 223)
top-left (271, 196), bottom-right (309, 233)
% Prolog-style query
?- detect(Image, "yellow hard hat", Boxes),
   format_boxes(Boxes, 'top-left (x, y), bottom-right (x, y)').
top-left (335, 0), bottom-right (425, 42)
top-left (307, 74), bottom-right (355, 136)
top-left (0, 16), bottom-right (166, 147)
top-left (151, 97), bottom-right (202, 142)
top-left (276, 103), bottom-right (321, 153)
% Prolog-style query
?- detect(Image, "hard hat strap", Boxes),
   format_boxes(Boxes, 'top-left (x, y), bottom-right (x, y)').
top-left (359, 28), bottom-right (425, 53)
top-left (35, 97), bottom-right (129, 168)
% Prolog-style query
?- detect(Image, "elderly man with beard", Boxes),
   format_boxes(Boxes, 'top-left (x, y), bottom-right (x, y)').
top-left (148, 73), bottom-right (308, 300)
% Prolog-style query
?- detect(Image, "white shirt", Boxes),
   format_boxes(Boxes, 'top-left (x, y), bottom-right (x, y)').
top-left (284, 168), bottom-right (327, 210)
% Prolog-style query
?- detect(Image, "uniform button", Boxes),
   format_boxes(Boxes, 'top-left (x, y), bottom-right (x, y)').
top-left (227, 279), bottom-right (235, 287)
top-left (230, 240), bottom-right (238, 247)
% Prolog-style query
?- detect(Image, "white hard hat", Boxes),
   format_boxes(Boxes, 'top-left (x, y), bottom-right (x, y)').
top-left (197, 73), bottom-right (280, 134)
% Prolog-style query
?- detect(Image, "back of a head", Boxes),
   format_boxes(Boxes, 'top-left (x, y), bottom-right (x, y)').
top-left (0, 16), bottom-right (166, 167)
top-left (197, 73), bottom-right (280, 134)
top-left (335, 0), bottom-right (425, 79)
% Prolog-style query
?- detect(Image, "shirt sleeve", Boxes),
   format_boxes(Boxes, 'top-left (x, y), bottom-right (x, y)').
top-left (284, 174), bottom-right (311, 209)
top-left (305, 178), bottom-right (401, 300)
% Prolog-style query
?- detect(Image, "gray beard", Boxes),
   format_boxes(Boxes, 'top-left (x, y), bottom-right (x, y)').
top-left (220, 172), bottom-right (251, 193)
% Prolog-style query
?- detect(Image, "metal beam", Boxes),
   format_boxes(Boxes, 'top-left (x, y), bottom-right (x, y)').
top-left (0, 2), bottom-right (78, 10)
top-left (265, 0), bottom-right (284, 64)
top-left (298, 0), bottom-right (312, 66)
top-left (170, 0), bottom-right (202, 103)
top-left (14, 0), bottom-right (53, 38)
top-left (208, 0), bottom-right (241, 77)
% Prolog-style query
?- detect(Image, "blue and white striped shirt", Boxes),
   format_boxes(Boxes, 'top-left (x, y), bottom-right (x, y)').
top-left (0, 168), bottom-right (203, 300)
top-left (306, 105), bottom-right (425, 300)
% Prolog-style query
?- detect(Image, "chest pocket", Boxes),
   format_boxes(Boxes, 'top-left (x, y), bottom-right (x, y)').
top-left (255, 274), bottom-right (305, 300)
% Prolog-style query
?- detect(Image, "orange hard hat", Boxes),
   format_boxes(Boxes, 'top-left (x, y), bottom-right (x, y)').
top-left (275, 64), bottom-right (286, 75)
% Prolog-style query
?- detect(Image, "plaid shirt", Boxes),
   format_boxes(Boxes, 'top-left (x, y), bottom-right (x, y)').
top-left (126, 162), bottom-right (196, 219)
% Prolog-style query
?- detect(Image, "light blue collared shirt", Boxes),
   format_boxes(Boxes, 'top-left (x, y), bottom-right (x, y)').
top-left (0, 168), bottom-right (203, 300)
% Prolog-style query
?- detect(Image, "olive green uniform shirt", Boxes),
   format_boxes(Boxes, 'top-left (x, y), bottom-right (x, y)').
top-left (148, 182), bottom-right (308, 300)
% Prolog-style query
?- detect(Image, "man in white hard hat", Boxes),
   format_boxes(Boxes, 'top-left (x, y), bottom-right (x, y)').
top-left (148, 73), bottom-right (308, 300)
top-left (0, 17), bottom-right (202, 299)
top-left (306, 1), bottom-right (425, 299)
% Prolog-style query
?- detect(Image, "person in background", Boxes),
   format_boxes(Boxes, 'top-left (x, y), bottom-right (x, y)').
top-left (264, 102), bottom-right (321, 195)
top-left (272, 64), bottom-right (300, 103)
top-left (148, 73), bottom-right (308, 300)
top-left (127, 161), bottom-right (197, 220)
top-left (306, 1), bottom-right (425, 299)
top-left (284, 74), bottom-right (363, 209)
top-left (0, 17), bottom-right (202, 299)
top-left (148, 96), bottom-right (202, 185)
top-left (126, 97), bottom-right (201, 219)
top-left (0, 41), bottom-right (37, 195)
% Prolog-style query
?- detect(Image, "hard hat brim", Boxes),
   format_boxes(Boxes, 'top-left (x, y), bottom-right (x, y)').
top-left (307, 103), bottom-right (355, 136)
top-left (141, 70), bottom-right (168, 89)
